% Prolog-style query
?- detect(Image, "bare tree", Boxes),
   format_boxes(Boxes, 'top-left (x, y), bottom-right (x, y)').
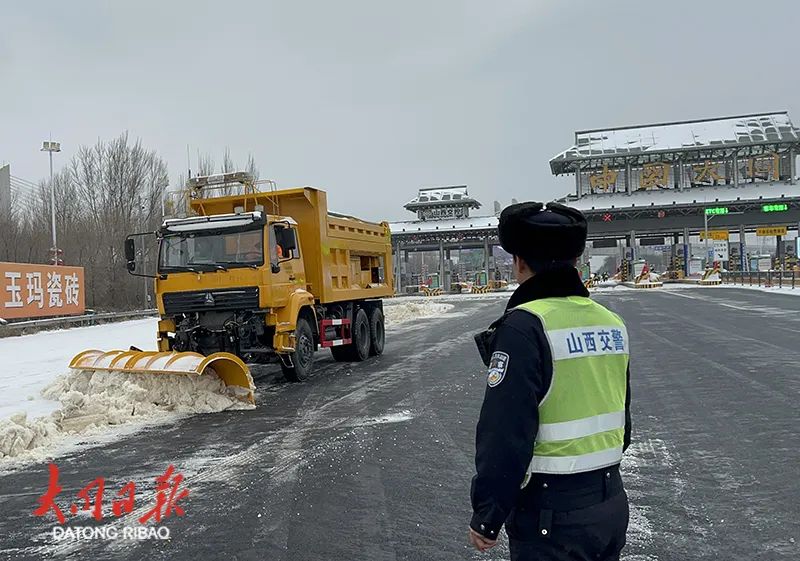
top-left (195, 148), bottom-right (260, 196)
top-left (197, 152), bottom-right (215, 176)
top-left (4, 132), bottom-right (169, 311)
top-left (245, 154), bottom-right (260, 183)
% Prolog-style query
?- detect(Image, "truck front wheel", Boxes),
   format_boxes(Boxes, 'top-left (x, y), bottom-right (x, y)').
top-left (281, 317), bottom-right (315, 382)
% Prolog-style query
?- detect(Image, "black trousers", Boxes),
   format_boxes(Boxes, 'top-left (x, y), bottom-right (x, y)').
top-left (506, 468), bottom-right (629, 561)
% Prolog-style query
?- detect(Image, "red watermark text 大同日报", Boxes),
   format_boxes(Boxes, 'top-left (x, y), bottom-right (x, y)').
top-left (33, 463), bottom-right (189, 540)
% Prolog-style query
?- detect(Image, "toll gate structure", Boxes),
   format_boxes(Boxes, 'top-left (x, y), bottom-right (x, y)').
top-left (390, 186), bottom-right (501, 294)
top-left (550, 112), bottom-right (800, 273)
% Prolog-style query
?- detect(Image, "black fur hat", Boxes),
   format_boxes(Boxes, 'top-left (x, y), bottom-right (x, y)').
top-left (498, 201), bottom-right (587, 262)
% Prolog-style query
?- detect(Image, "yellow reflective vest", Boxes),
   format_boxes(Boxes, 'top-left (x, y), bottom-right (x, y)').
top-left (515, 296), bottom-right (629, 481)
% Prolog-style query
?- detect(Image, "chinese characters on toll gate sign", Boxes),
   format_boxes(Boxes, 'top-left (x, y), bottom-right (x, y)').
top-left (1, 262), bottom-right (84, 319)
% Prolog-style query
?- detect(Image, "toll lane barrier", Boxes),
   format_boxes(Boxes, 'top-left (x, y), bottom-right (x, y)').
top-left (422, 287), bottom-right (443, 296)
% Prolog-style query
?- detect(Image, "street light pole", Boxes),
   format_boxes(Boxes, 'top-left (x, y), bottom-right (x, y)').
top-left (41, 140), bottom-right (61, 265)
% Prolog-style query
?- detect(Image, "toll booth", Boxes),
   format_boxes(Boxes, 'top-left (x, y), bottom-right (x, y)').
top-left (632, 259), bottom-right (647, 277)
top-left (750, 254), bottom-right (772, 272)
top-left (687, 257), bottom-right (704, 276)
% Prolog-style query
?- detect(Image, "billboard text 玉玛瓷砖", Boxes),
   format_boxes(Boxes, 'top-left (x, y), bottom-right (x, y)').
top-left (1, 262), bottom-right (85, 320)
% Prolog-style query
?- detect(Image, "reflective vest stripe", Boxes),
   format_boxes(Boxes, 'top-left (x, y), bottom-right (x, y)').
top-left (530, 445), bottom-right (624, 475)
top-left (534, 428), bottom-right (624, 458)
top-left (537, 410), bottom-right (625, 442)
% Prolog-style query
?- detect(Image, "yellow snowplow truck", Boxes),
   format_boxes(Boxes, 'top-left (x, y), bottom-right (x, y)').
top-left (69, 172), bottom-right (394, 403)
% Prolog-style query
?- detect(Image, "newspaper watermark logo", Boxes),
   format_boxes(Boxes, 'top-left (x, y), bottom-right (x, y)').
top-left (52, 526), bottom-right (171, 541)
top-left (34, 463), bottom-right (189, 540)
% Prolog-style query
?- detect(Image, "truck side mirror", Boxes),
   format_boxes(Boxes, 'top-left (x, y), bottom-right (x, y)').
top-left (125, 238), bottom-right (136, 272)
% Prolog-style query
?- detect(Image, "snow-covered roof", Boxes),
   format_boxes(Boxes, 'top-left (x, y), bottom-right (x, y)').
top-left (551, 112), bottom-right (800, 175)
top-left (561, 180), bottom-right (800, 211)
top-left (390, 215), bottom-right (498, 234)
top-left (404, 186), bottom-right (481, 209)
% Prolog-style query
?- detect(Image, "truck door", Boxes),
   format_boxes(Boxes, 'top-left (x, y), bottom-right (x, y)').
top-left (268, 222), bottom-right (305, 307)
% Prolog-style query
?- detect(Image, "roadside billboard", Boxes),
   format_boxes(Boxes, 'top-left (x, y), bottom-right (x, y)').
top-left (1, 262), bottom-right (85, 320)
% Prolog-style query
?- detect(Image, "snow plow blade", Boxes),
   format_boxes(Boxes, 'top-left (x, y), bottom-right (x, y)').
top-left (68, 349), bottom-right (255, 404)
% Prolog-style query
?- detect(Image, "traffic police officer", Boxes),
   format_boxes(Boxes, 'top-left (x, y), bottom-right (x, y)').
top-left (469, 202), bottom-right (632, 560)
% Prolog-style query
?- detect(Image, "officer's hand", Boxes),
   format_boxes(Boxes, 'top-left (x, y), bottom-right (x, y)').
top-left (468, 527), bottom-right (497, 552)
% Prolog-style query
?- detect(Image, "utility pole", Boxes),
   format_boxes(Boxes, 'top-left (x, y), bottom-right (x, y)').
top-left (139, 194), bottom-right (148, 308)
top-left (41, 140), bottom-right (61, 265)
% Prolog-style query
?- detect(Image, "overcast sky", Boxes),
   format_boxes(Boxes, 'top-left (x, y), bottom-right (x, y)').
top-left (2, 0), bottom-right (800, 221)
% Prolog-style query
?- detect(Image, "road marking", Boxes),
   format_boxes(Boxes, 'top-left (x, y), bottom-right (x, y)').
top-left (656, 289), bottom-right (799, 315)
top-left (657, 290), bottom-right (746, 310)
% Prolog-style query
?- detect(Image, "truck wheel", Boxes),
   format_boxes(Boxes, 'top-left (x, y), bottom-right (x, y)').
top-left (330, 345), bottom-right (350, 362)
top-left (350, 308), bottom-right (371, 361)
top-left (281, 317), bottom-right (315, 382)
top-left (330, 308), bottom-right (370, 362)
top-left (368, 308), bottom-right (385, 356)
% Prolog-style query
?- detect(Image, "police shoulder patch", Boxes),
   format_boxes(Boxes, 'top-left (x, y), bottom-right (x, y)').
top-left (486, 351), bottom-right (510, 387)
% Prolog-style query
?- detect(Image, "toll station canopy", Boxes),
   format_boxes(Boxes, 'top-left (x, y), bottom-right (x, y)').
top-left (550, 112), bottom-right (800, 175)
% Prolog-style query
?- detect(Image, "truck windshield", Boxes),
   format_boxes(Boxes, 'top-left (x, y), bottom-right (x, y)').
top-left (159, 227), bottom-right (264, 272)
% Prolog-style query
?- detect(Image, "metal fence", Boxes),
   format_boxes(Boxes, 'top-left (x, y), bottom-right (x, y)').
top-left (0, 309), bottom-right (158, 338)
top-left (721, 271), bottom-right (798, 289)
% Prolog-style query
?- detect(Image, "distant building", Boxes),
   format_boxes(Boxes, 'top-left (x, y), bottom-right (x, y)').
top-left (403, 186), bottom-right (481, 221)
top-left (0, 165), bottom-right (10, 216)
top-left (391, 186), bottom-right (506, 293)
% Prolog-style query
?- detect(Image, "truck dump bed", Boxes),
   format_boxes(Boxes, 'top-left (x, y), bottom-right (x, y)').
top-left (190, 187), bottom-right (394, 304)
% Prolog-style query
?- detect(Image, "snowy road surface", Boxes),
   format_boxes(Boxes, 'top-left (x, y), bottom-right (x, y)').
top-left (1, 287), bottom-right (798, 560)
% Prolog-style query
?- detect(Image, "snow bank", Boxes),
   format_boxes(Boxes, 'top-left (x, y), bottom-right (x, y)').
top-left (0, 318), bottom-right (158, 421)
top-left (383, 300), bottom-right (453, 326)
top-left (0, 302), bottom-right (451, 463)
top-left (0, 369), bottom-right (252, 462)
top-left (590, 283), bottom-right (632, 293)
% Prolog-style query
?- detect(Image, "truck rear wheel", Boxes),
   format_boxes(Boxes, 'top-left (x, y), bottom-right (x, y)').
top-left (368, 308), bottom-right (385, 356)
top-left (330, 308), bottom-right (370, 362)
top-left (329, 345), bottom-right (350, 362)
top-left (281, 317), bottom-right (315, 382)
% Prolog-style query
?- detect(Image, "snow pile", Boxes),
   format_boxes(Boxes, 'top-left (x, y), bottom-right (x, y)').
top-left (383, 300), bottom-right (454, 326)
top-left (0, 369), bottom-right (252, 461)
top-left (591, 284), bottom-right (633, 292)
top-left (0, 318), bottom-right (158, 421)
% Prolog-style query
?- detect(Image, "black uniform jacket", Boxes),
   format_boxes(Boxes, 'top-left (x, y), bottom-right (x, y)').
top-left (470, 268), bottom-right (632, 540)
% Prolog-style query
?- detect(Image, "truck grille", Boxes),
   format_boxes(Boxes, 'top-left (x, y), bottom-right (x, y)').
top-left (163, 287), bottom-right (259, 315)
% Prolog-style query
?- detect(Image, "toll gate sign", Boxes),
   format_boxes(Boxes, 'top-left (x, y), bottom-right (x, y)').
top-left (713, 241), bottom-right (729, 261)
top-left (756, 226), bottom-right (788, 237)
top-left (1, 262), bottom-right (85, 320)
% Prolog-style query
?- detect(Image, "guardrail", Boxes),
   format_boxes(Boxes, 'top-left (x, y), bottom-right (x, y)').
top-left (721, 271), bottom-right (798, 289)
top-left (0, 309), bottom-right (158, 338)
